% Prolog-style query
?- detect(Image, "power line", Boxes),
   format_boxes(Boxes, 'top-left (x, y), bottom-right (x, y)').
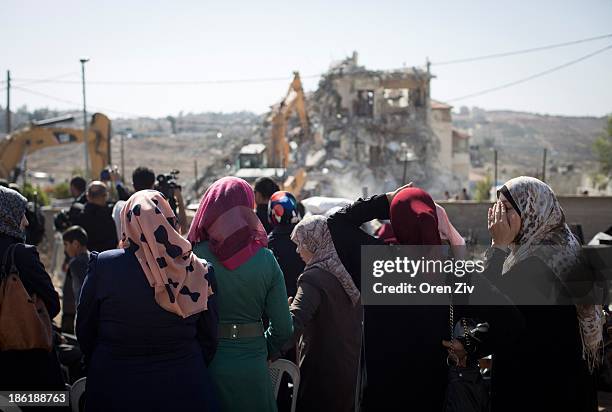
top-left (8, 33), bottom-right (612, 87)
top-left (11, 73), bottom-right (321, 86)
top-left (12, 85), bottom-right (80, 106)
top-left (12, 85), bottom-right (148, 118)
top-left (447, 43), bottom-right (612, 102)
top-left (12, 72), bottom-right (79, 87)
top-left (432, 33), bottom-right (612, 66)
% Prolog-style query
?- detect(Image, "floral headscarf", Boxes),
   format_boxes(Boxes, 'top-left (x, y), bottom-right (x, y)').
top-left (0, 186), bottom-right (27, 241)
top-left (501, 176), bottom-right (604, 372)
top-left (291, 215), bottom-right (360, 306)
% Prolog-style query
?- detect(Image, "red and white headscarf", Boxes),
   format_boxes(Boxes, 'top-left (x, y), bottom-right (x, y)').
top-left (187, 177), bottom-right (268, 270)
top-left (120, 190), bottom-right (211, 318)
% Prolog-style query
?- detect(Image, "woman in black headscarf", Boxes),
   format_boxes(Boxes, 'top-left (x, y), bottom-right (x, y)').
top-left (0, 186), bottom-right (64, 391)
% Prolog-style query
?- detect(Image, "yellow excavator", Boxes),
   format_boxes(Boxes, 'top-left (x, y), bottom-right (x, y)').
top-left (0, 113), bottom-right (111, 181)
top-left (236, 72), bottom-right (309, 196)
top-left (269, 71), bottom-right (309, 169)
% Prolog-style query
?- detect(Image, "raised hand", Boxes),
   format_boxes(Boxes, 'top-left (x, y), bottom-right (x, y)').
top-left (487, 201), bottom-right (520, 248)
top-left (386, 182), bottom-right (414, 204)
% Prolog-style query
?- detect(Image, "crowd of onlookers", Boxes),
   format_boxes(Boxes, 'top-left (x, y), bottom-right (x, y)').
top-left (0, 170), bottom-right (608, 412)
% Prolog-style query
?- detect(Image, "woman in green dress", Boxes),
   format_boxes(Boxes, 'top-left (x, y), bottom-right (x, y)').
top-left (188, 176), bottom-right (292, 412)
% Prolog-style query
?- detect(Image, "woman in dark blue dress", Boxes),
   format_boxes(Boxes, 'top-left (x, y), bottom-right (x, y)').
top-left (76, 190), bottom-right (219, 412)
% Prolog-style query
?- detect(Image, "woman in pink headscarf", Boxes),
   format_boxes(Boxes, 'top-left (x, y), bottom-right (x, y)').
top-left (188, 177), bottom-right (292, 412)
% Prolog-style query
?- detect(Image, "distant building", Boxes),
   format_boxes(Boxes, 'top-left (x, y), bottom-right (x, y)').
top-left (430, 100), bottom-right (470, 183)
top-left (308, 52), bottom-right (468, 192)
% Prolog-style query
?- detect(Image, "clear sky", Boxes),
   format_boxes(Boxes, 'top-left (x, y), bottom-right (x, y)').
top-left (1, 0), bottom-right (611, 118)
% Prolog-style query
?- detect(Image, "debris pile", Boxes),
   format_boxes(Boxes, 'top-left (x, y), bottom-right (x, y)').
top-left (276, 52), bottom-right (465, 199)
top-left (200, 52), bottom-right (468, 199)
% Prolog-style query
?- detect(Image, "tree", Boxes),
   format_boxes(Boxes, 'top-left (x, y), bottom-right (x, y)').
top-left (475, 175), bottom-right (493, 202)
top-left (21, 182), bottom-right (50, 206)
top-left (593, 115), bottom-right (612, 176)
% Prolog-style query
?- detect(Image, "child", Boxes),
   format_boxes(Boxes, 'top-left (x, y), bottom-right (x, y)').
top-left (62, 225), bottom-right (90, 305)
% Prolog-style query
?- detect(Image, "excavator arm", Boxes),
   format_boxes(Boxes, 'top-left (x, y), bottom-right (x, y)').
top-left (0, 113), bottom-right (111, 181)
top-left (269, 72), bottom-right (310, 169)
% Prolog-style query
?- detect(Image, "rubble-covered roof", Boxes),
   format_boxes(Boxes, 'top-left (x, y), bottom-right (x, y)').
top-left (452, 129), bottom-right (471, 140)
top-left (234, 167), bottom-right (286, 180)
top-left (239, 143), bottom-right (266, 154)
top-left (431, 99), bottom-right (453, 110)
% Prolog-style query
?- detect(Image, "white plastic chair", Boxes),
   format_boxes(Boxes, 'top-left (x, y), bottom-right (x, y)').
top-left (269, 359), bottom-right (300, 412)
top-left (70, 377), bottom-right (86, 412)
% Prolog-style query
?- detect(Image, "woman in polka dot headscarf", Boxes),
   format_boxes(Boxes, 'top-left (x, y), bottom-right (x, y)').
top-left (76, 189), bottom-right (219, 412)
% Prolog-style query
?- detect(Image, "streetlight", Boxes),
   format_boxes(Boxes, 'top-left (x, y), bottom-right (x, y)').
top-left (80, 58), bottom-right (90, 178)
top-left (400, 142), bottom-right (416, 185)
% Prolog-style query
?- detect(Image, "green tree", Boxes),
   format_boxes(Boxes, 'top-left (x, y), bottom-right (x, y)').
top-left (474, 175), bottom-right (492, 202)
top-left (52, 182), bottom-right (72, 199)
top-left (21, 183), bottom-right (50, 206)
top-left (593, 115), bottom-right (612, 176)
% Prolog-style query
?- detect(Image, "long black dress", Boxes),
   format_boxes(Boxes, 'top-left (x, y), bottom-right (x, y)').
top-left (327, 195), bottom-right (450, 411)
top-left (474, 247), bottom-right (597, 412)
top-left (268, 224), bottom-right (305, 298)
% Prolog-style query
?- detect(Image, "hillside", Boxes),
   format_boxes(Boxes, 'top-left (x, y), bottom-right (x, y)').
top-left (453, 108), bottom-right (607, 170)
top-left (5, 106), bottom-right (608, 198)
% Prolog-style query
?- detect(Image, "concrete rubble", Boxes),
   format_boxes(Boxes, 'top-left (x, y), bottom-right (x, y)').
top-left (287, 51), bottom-right (469, 199)
top-left (199, 52), bottom-right (470, 199)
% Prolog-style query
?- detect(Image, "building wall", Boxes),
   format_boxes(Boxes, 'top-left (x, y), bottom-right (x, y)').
top-left (451, 152), bottom-right (470, 181)
top-left (439, 196), bottom-right (612, 245)
top-left (431, 109), bottom-right (453, 171)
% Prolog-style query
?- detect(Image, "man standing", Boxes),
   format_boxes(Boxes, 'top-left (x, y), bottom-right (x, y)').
top-left (70, 176), bottom-right (87, 205)
top-left (112, 167), bottom-right (156, 239)
top-left (74, 181), bottom-right (118, 252)
top-left (254, 177), bottom-right (280, 234)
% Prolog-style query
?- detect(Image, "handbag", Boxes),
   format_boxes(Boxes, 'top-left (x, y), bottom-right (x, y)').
top-left (444, 304), bottom-right (490, 412)
top-left (0, 243), bottom-right (53, 352)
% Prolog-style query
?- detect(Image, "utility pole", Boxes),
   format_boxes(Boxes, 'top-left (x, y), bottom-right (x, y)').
top-left (542, 148), bottom-right (547, 182)
top-left (6, 70), bottom-right (11, 133)
top-left (120, 133), bottom-right (125, 179)
top-left (80, 58), bottom-right (90, 178)
top-left (493, 149), bottom-right (498, 190)
top-left (402, 151), bottom-right (409, 185)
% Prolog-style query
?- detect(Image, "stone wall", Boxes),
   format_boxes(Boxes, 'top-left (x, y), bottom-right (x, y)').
top-left (439, 196), bottom-right (612, 245)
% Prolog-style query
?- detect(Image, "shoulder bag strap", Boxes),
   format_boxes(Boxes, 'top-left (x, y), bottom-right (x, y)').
top-left (1, 244), bottom-right (17, 279)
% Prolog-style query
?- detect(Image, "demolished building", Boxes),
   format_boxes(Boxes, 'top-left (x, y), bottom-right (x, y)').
top-left (201, 52), bottom-right (470, 199)
top-left (285, 51), bottom-right (471, 199)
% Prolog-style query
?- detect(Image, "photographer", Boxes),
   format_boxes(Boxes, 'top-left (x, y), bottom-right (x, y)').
top-left (155, 170), bottom-right (187, 234)
top-left (100, 166), bottom-right (131, 202)
top-left (112, 167), bottom-right (187, 236)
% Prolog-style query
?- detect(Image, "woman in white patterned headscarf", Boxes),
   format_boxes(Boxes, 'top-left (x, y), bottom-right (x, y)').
top-left (485, 176), bottom-right (600, 412)
top-left (497, 176), bottom-right (603, 369)
top-left (285, 215), bottom-right (362, 412)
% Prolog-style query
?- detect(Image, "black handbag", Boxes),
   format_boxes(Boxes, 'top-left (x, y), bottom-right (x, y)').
top-left (444, 305), bottom-right (490, 412)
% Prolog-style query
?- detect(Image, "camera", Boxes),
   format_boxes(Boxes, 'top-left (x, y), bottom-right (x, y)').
top-left (100, 165), bottom-right (118, 181)
top-left (155, 170), bottom-right (181, 214)
top-left (454, 319), bottom-right (489, 361)
top-left (100, 168), bottom-right (112, 181)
